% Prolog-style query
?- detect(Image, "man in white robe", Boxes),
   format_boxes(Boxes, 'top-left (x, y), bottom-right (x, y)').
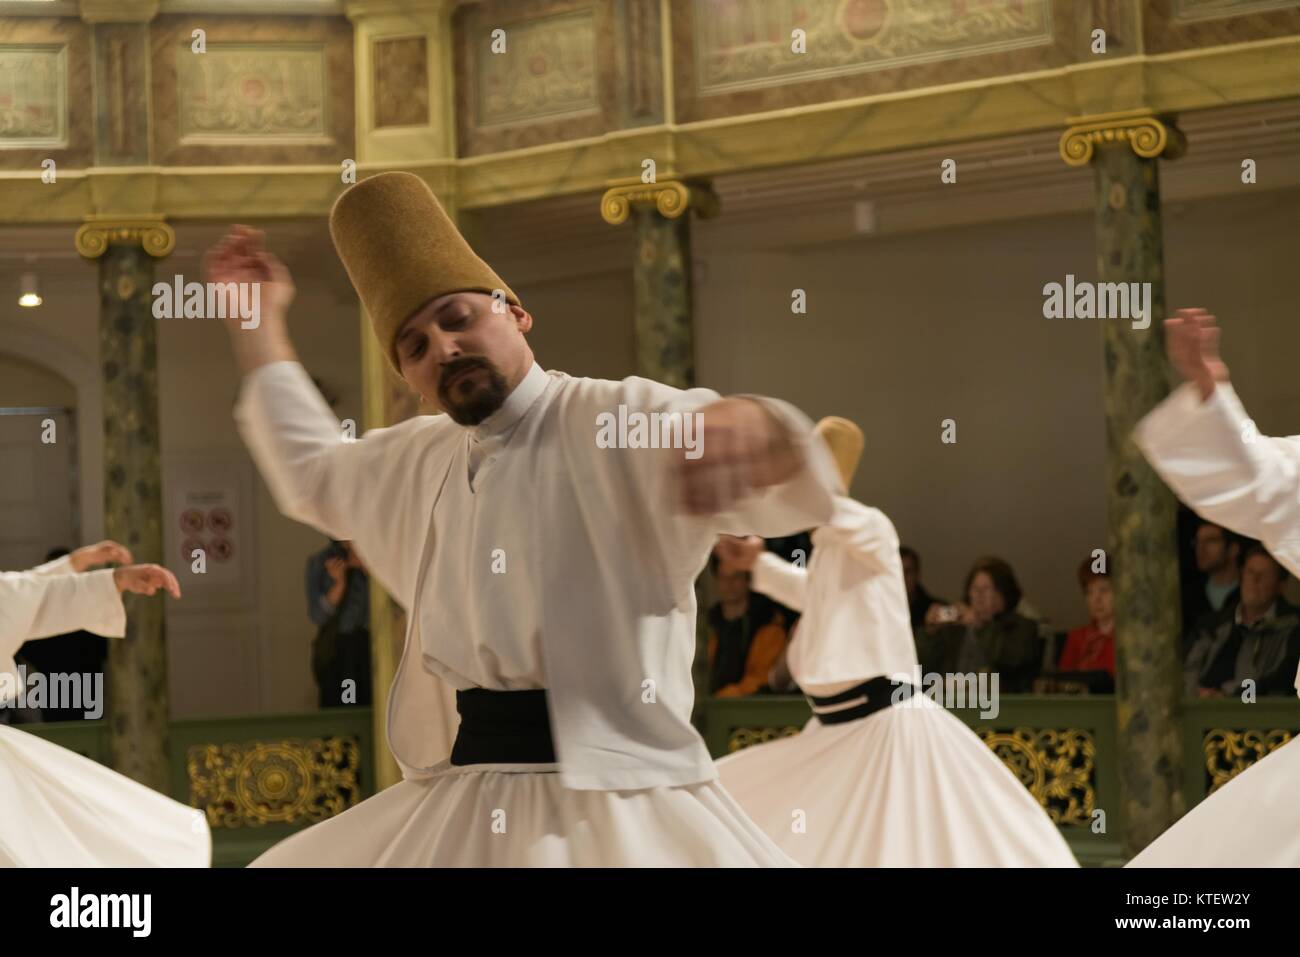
top-left (205, 172), bottom-right (840, 866)
top-left (1130, 306), bottom-right (1300, 867)
top-left (1, 542), bottom-right (208, 867)
top-left (713, 418), bottom-right (1078, 866)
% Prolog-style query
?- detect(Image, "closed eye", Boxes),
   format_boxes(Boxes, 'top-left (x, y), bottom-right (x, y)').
top-left (403, 336), bottom-right (427, 360)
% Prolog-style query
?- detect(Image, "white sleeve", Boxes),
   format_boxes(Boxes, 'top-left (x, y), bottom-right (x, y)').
top-left (233, 360), bottom-right (430, 608)
top-left (234, 361), bottom-right (370, 540)
top-left (1135, 381), bottom-right (1300, 578)
top-left (0, 569), bottom-right (125, 660)
top-left (750, 550), bottom-right (809, 612)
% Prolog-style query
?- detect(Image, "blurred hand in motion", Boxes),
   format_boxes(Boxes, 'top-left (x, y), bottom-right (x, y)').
top-left (677, 399), bottom-right (800, 516)
top-left (68, 540), bottom-right (132, 572)
top-left (1165, 308), bottom-right (1230, 401)
top-left (113, 564), bottom-right (182, 599)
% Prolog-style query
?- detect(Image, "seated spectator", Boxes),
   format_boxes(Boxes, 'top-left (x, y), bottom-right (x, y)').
top-left (765, 623), bottom-right (800, 695)
top-left (1055, 557), bottom-right (1116, 690)
top-left (1185, 545), bottom-right (1300, 698)
top-left (1183, 521), bottom-right (1243, 650)
top-left (918, 556), bottom-right (1042, 693)
top-left (706, 548), bottom-right (789, 698)
top-left (900, 545), bottom-right (944, 630)
top-left (306, 540), bottom-right (372, 708)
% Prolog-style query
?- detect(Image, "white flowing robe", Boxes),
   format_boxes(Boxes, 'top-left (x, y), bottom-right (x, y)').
top-left (1129, 381), bottom-right (1300, 866)
top-left (716, 497), bottom-right (1079, 866)
top-left (235, 360), bottom-right (840, 866)
top-left (0, 557), bottom-right (211, 867)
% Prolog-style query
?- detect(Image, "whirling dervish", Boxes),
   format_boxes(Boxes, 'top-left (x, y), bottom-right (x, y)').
top-left (714, 417), bottom-right (1078, 867)
top-left (0, 541), bottom-right (210, 868)
top-left (1130, 307), bottom-right (1300, 867)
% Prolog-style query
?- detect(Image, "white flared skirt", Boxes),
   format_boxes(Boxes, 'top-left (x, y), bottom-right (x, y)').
top-left (715, 695), bottom-right (1079, 867)
top-left (1127, 735), bottom-right (1299, 867)
top-left (250, 759), bottom-right (796, 867)
top-left (0, 724), bottom-right (211, 868)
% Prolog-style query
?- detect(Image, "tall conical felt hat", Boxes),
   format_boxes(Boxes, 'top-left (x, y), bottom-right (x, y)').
top-left (329, 171), bottom-right (519, 369)
top-left (815, 416), bottom-right (864, 491)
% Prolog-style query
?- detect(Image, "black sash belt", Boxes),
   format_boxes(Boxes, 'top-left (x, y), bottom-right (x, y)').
top-left (450, 688), bottom-right (557, 765)
top-left (806, 675), bottom-right (915, 726)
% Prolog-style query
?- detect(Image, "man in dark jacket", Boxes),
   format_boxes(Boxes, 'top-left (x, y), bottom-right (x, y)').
top-left (1185, 544), bottom-right (1300, 698)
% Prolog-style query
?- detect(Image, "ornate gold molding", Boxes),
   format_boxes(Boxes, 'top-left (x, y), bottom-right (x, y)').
top-left (187, 736), bottom-right (363, 829)
top-left (727, 725), bottom-right (803, 753)
top-left (600, 179), bottom-right (720, 225)
top-left (1059, 110), bottom-right (1186, 167)
top-left (1203, 727), bottom-right (1295, 793)
top-left (78, 0), bottom-right (159, 23)
top-left (343, 0), bottom-right (454, 19)
top-left (75, 219), bottom-right (176, 258)
top-left (977, 727), bottom-right (1096, 826)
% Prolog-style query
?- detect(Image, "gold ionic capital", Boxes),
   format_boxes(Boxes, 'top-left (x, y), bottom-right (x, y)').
top-left (75, 219), bottom-right (176, 259)
top-left (1059, 110), bottom-right (1186, 167)
top-left (600, 179), bottom-right (719, 226)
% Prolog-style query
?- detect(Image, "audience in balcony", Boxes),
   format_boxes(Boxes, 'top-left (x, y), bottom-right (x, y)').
top-left (705, 548), bottom-right (790, 697)
top-left (701, 522), bottom-right (1300, 705)
top-left (305, 539), bottom-right (372, 708)
top-left (900, 545), bottom-right (945, 630)
top-left (917, 556), bottom-right (1043, 692)
top-left (1183, 521), bottom-right (1242, 649)
top-left (1184, 544), bottom-right (1300, 699)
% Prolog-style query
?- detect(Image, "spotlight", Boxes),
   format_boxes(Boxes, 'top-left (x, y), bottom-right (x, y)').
top-left (18, 272), bottom-right (42, 308)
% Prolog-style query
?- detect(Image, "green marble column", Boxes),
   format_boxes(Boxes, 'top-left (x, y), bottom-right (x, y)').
top-left (601, 179), bottom-right (717, 388)
top-left (1069, 116), bottom-right (1186, 857)
top-left (632, 205), bottom-right (696, 388)
top-left (90, 231), bottom-right (172, 791)
top-left (603, 180), bottom-right (718, 720)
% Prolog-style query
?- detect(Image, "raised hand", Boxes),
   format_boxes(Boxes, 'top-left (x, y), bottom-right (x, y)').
top-left (68, 540), bottom-right (132, 572)
top-left (713, 534), bottom-right (764, 571)
top-left (203, 224), bottom-right (296, 321)
top-left (202, 224), bottom-right (299, 372)
top-left (113, 564), bottom-right (182, 600)
top-left (324, 556), bottom-right (348, 585)
top-left (1165, 308), bottom-right (1230, 401)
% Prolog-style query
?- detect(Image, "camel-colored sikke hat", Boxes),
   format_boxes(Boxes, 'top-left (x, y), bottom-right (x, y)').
top-left (329, 171), bottom-right (520, 369)
top-left (815, 416), bottom-right (864, 491)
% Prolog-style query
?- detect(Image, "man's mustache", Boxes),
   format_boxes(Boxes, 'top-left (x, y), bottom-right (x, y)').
top-left (438, 357), bottom-right (494, 398)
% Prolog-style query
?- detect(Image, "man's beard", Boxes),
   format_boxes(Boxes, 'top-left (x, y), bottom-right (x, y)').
top-left (437, 356), bottom-right (510, 426)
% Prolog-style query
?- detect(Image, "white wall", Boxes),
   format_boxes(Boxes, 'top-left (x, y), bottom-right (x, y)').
top-left (489, 184), bottom-right (1300, 631)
